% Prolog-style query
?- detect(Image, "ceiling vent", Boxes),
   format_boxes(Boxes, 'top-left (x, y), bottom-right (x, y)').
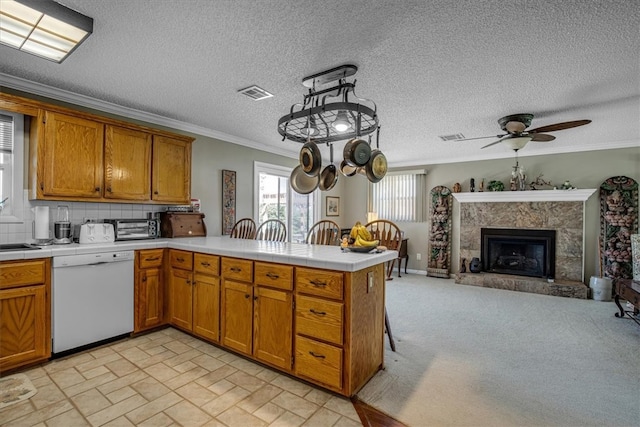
top-left (238, 85), bottom-right (273, 101)
top-left (438, 133), bottom-right (465, 141)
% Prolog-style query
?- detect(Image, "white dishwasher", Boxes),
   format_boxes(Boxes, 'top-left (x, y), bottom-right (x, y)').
top-left (52, 250), bottom-right (134, 354)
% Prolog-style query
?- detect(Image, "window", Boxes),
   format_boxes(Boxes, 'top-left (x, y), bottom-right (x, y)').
top-left (369, 170), bottom-right (427, 222)
top-left (254, 162), bottom-right (319, 243)
top-left (0, 111), bottom-right (25, 223)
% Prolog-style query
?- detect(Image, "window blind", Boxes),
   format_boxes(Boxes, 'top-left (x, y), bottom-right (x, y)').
top-left (0, 114), bottom-right (13, 154)
top-left (370, 170), bottom-right (427, 222)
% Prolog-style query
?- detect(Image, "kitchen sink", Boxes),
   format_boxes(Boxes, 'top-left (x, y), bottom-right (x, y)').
top-left (0, 243), bottom-right (43, 252)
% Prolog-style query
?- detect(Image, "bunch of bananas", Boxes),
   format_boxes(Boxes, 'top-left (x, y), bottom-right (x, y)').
top-left (349, 222), bottom-right (379, 247)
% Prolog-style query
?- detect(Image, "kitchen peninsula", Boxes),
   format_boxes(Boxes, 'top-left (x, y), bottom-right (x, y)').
top-left (0, 237), bottom-right (397, 397)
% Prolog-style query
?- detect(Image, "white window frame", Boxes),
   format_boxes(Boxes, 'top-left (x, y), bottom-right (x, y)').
top-left (253, 161), bottom-right (320, 242)
top-left (0, 110), bottom-right (25, 224)
top-left (369, 169), bottom-right (427, 222)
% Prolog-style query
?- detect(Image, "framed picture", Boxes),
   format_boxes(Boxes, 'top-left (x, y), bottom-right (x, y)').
top-left (326, 196), bottom-right (340, 217)
top-left (222, 170), bottom-right (236, 234)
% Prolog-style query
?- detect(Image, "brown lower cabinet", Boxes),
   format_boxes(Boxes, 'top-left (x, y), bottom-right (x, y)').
top-left (145, 249), bottom-right (385, 396)
top-left (0, 258), bottom-right (51, 373)
top-left (168, 250), bottom-right (220, 342)
top-left (135, 249), bottom-right (165, 332)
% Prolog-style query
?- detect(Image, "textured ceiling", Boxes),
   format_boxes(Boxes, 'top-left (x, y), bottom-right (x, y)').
top-left (1, 0), bottom-right (638, 166)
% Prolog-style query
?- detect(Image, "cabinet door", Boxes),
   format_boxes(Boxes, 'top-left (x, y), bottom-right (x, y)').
top-left (169, 268), bottom-right (193, 331)
top-left (0, 285), bottom-right (48, 372)
top-left (152, 136), bottom-right (191, 203)
top-left (104, 125), bottom-right (152, 200)
top-left (42, 111), bottom-right (104, 198)
top-left (193, 273), bottom-right (220, 342)
top-left (253, 287), bottom-right (292, 371)
top-left (135, 266), bottom-right (164, 332)
top-left (221, 280), bottom-right (253, 355)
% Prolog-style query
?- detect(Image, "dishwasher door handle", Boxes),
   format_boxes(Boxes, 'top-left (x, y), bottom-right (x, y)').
top-left (88, 261), bottom-right (109, 266)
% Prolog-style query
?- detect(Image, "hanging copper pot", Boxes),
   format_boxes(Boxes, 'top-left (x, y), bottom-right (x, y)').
top-left (365, 127), bottom-right (387, 183)
top-left (343, 138), bottom-right (371, 167)
top-left (299, 139), bottom-right (321, 177)
top-left (339, 159), bottom-right (358, 177)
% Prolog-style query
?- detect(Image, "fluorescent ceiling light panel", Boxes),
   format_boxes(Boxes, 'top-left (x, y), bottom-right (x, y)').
top-left (0, 0), bottom-right (93, 63)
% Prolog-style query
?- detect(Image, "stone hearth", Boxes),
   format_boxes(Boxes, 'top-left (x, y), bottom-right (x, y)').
top-left (455, 273), bottom-right (588, 299)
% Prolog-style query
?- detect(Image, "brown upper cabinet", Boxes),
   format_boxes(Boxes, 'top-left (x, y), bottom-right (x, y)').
top-left (0, 92), bottom-right (193, 204)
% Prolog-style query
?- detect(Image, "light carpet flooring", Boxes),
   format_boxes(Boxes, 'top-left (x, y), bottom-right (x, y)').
top-left (0, 328), bottom-right (362, 427)
top-left (357, 274), bottom-right (640, 426)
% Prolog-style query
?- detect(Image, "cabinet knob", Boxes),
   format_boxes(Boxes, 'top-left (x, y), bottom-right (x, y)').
top-left (154, 191), bottom-right (159, 195)
top-left (142, 276), bottom-right (147, 282)
top-left (254, 296), bottom-right (258, 301)
top-left (95, 187), bottom-right (101, 192)
top-left (245, 294), bottom-right (250, 299)
top-left (107, 187), bottom-right (112, 192)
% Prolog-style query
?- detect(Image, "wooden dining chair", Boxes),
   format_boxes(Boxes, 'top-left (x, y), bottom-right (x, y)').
top-left (255, 219), bottom-right (287, 242)
top-left (364, 219), bottom-right (402, 352)
top-left (306, 220), bottom-right (341, 245)
top-left (230, 218), bottom-right (256, 239)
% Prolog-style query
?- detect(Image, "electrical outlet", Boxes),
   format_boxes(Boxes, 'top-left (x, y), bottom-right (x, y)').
top-left (367, 271), bottom-right (374, 293)
top-left (416, 253), bottom-right (421, 260)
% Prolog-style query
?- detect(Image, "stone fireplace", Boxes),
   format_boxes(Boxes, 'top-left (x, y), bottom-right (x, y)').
top-left (452, 190), bottom-right (596, 298)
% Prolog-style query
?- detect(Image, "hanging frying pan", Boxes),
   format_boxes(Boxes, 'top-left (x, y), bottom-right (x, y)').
top-left (290, 164), bottom-right (319, 194)
top-left (299, 138), bottom-right (321, 177)
top-left (319, 144), bottom-right (338, 191)
top-left (365, 127), bottom-right (387, 183)
top-left (343, 138), bottom-right (371, 167)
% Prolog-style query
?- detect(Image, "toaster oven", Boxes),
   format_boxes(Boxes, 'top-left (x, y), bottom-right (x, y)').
top-left (103, 219), bottom-right (160, 241)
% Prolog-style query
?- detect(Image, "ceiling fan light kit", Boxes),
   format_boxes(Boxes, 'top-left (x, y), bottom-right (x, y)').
top-left (279, 64), bottom-right (386, 193)
top-left (463, 113), bottom-right (591, 151)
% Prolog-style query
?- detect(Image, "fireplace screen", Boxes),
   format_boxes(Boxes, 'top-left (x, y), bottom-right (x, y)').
top-left (481, 228), bottom-right (556, 279)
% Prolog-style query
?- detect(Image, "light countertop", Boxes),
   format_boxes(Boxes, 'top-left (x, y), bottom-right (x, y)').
top-left (0, 237), bottom-right (398, 272)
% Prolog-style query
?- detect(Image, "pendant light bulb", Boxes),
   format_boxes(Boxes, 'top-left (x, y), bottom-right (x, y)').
top-left (331, 111), bottom-right (351, 132)
top-left (300, 115), bottom-right (319, 137)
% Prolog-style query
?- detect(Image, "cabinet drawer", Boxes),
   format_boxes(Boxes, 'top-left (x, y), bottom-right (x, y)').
top-left (296, 268), bottom-right (343, 300)
top-left (138, 249), bottom-right (164, 269)
top-left (170, 249), bottom-right (193, 270)
top-left (194, 253), bottom-right (220, 276)
top-left (296, 295), bottom-right (343, 345)
top-left (295, 335), bottom-right (342, 390)
top-left (0, 259), bottom-right (46, 290)
top-left (221, 258), bottom-right (253, 282)
top-left (255, 262), bottom-right (293, 291)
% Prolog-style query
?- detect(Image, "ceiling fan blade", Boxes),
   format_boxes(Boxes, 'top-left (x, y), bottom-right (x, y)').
top-left (456, 134), bottom-right (506, 142)
top-left (530, 133), bottom-right (556, 142)
top-left (481, 139), bottom-right (505, 149)
top-left (528, 119), bottom-right (591, 134)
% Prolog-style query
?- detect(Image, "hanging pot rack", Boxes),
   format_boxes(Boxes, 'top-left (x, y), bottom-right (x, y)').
top-left (277, 64), bottom-right (379, 144)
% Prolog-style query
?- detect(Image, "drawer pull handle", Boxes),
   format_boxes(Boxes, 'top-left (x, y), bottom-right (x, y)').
top-left (231, 267), bottom-right (242, 273)
top-left (310, 280), bottom-right (327, 287)
top-left (266, 272), bottom-right (280, 279)
top-left (245, 294), bottom-right (251, 299)
top-left (176, 257), bottom-right (185, 262)
top-left (310, 309), bottom-right (326, 316)
top-left (309, 351), bottom-right (325, 359)
top-left (145, 257), bottom-right (160, 261)
top-left (201, 262), bottom-right (211, 267)
top-left (142, 276), bottom-right (147, 282)
top-left (186, 279), bottom-right (191, 284)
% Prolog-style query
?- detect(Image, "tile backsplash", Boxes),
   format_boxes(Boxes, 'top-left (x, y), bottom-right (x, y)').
top-left (0, 191), bottom-right (169, 243)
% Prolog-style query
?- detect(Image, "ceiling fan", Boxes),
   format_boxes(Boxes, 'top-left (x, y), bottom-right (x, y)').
top-left (459, 113), bottom-right (591, 150)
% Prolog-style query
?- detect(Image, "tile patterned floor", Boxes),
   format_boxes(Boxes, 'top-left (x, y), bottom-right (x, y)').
top-left (0, 328), bottom-right (362, 426)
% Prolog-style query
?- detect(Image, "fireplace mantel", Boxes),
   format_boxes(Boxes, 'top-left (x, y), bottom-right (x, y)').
top-left (452, 189), bottom-right (596, 203)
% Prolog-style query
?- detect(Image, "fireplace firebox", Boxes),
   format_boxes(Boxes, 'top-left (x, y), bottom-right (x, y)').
top-left (481, 228), bottom-right (556, 279)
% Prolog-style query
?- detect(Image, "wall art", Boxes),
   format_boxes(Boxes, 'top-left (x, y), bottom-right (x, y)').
top-left (222, 170), bottom-right (236, 235)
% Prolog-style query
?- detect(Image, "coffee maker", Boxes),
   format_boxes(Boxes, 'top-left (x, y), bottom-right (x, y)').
top-left (53, 205), bottom-right (72, 244)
